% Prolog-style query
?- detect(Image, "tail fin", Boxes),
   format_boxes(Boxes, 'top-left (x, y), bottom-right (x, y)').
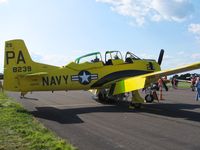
top-left (4, 39), bottom-right (34, 91)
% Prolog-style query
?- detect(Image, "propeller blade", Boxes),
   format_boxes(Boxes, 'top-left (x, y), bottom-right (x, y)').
top-left (158, 49), bottom-right (164, 65)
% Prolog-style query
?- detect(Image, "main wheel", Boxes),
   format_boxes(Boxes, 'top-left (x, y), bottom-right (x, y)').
top-left (97, 89), bottom-right (108, 103)
top-left (145, 94), bottom-right (154, 103)
top-left (98, 92), bottom-right (105, 101)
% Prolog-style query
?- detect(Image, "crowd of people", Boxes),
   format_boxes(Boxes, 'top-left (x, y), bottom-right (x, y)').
top-left (170, 74), bottom-right (200, 101)
top-left (146, 74), bottom-right (200, 102)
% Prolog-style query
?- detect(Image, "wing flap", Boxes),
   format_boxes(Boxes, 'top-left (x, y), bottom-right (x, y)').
top-left (113, 77), bottom-right (146, 95)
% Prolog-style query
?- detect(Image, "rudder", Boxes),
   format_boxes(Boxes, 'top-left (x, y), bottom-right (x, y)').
top-left (4, 39), bottom-right (33, 91)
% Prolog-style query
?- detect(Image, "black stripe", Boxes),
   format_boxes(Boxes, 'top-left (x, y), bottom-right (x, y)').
top-left (109, 83), bottom-right (116, 96)
top-left (91, 70), bottom-right (152, 88)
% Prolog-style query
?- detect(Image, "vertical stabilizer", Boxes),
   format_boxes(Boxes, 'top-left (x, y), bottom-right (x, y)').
top-left (4, 39), bottom-right (33, 91)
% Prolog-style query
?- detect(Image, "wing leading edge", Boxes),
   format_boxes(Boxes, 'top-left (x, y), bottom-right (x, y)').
top-left (113, 62), bottom-right (200, 95)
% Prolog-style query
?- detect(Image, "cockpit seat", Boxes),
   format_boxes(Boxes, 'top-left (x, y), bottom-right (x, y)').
top-left (125, 57), bottom-right (133, 63)
top-left (106, 59), bottom-right (113, 65)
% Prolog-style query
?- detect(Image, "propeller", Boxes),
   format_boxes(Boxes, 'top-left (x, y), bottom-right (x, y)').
top-left (158, 49), bottom-right (168, 91)
top-left (157, 49), bottom-right (164, 65)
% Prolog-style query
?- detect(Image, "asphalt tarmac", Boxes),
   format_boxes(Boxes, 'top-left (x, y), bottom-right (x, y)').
top-left (8, 89), bottom-right (200, 150)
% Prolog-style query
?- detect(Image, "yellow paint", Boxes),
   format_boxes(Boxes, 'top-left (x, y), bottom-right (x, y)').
top-left (3, 39), bottom-right (200, 95)
top-left (113, 77), bottom-right (146, 95)
top-left (131, 90), bottom-right (144, 103)
top-left (113, 62), bottom-right (200, 95)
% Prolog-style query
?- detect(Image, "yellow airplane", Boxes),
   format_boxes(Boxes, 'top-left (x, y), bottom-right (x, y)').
top-left (3, 39), bottom-right (200, 108)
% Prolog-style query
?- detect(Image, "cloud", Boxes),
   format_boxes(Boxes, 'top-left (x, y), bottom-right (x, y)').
top-left (191, 53), bottom-right (200, 60)
top-left (188, 23), bottom-right (200, 43)
top-left (188, 23), bottom-right (200, 34)
top-left (151, 0), bottom-right (194, 22)
top-left (0, 0), bottom-right (7, 4)
top-left (30, 51), bottom-right (70, 67)
top-left (188, 23), bottom-right (200, 41)
top-left (96, 0), bottom-right (194, 25)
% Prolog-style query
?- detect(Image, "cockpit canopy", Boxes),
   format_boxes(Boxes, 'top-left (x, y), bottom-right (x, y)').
top-left (105, 51), bottom-right (123, 61)
top-left (125, 51), bottom-right (141, 63)
top-left (75, 52), bottom-right (103, 64)
top-left (105, 51), bottom-right (123, 65)
top-left (74, 51), bottom-right (142, 64)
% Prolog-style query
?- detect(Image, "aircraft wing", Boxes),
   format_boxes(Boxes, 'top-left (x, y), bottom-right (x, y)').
top-left (112, 62), bottom-right (200, 95)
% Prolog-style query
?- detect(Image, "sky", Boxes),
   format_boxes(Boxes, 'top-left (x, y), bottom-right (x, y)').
top-left (0, 0), bottom-right (200, 73)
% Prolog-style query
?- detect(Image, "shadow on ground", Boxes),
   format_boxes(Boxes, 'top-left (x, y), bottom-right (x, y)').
top-left (31, 101), bottom-right (200, 124)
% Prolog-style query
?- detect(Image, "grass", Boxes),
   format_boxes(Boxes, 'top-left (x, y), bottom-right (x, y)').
top-left (167, 81), bottom-right (191, 89)
top-left (0, 92), bottom-right (77, 150)
top-left (177, 82), bottom-right (191, 89)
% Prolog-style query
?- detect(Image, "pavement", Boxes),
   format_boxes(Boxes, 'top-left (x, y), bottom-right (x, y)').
top-left (8, 89), bottom-right (200, 150)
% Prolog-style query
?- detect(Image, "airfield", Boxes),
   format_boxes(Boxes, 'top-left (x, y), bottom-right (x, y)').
top-left (8, 88), bottom-right (200, 150)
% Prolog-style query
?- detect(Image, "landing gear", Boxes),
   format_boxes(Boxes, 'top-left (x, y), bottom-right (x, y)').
top-left (145, 94), bottom-right (154, 103)
top-left (96, 89), bottom-right (129, 103)
top-left (20, 93), bottom-right (25, 99)
top-left (144, 85), bottom-right (159, 103)
top-left (129, 91), bottom-right (144, 109)
top-left (20, 92), bottom-right (27, 99)
top-left (97, 89), bottom-right (107, 103)
top-left (95, 89), bottom-right (144, 109)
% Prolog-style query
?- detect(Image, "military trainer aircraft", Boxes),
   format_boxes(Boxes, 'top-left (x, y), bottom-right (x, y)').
top-left (3, 39), bottom-right (200, 108)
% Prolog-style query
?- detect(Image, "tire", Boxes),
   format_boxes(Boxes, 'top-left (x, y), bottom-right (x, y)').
top-left (145, 94), bottom-right (154, 103)
top-left (97, 89), bottom-right (108, 103)
top-left (98, 92), bottom-right (105, 101)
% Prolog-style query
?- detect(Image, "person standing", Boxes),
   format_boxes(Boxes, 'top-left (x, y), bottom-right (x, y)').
top-left (158, 78), bottom-right (163, 100)
top-left (191, 75), bottom-right (196, 91)
top-left (195, 77), bottom-right (200, 101)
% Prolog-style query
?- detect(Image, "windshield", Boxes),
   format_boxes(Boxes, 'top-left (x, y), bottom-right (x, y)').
top-left (105, 51), bottom-right (123, 62)
top-left (75, 52), bottom-right (102, 64)
top-left (125, 52), bottom-right (141, 60)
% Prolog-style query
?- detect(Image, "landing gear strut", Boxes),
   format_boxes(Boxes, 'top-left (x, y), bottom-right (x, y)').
top-left (20, 92), bottom-right (27, 99)
top-left (129, 90), bottom-right (144, 109)
top-left (95, 89), bottom-right (144, 109)
top-left (145, 94), bottom-right (154, 103)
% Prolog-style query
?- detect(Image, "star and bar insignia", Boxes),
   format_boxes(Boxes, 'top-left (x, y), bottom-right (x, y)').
top-left (71, 70), bottom-right (98, 85)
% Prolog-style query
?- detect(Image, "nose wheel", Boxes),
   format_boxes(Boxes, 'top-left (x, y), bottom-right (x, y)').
top-left (145, 94), bottom-right (154, 103)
